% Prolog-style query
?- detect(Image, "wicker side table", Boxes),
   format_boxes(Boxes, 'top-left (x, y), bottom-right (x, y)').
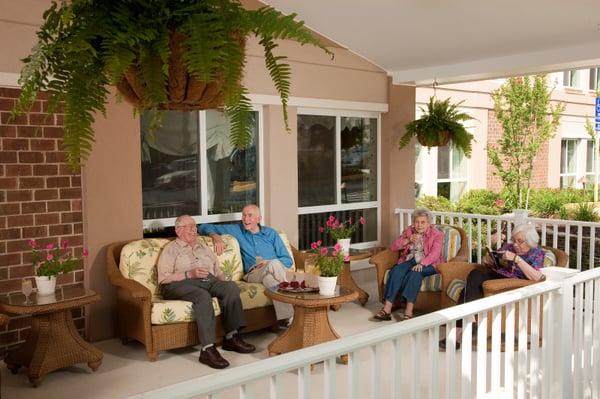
top-left (264, 286), bottom-right (357, 363)
top-left (0, 286), bottom-right (103, 387)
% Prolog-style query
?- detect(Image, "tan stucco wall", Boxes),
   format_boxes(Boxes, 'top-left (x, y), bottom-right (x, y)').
top-left (0, 2), bottom-right (404, 341)
top-left (381, 80), bottom-right (416, 246)
top-left (82, 91), bottom-right (141, 340)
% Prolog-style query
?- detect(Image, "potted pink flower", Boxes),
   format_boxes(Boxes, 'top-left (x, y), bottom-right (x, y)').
top-left (309, 241), bottom-right (349, 295)
top-left (319, 215), bottom-right (366, 256)
top-left (29, 239), bottom-right (88, 295)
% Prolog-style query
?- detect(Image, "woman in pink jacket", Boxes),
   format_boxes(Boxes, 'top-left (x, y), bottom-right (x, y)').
top-left (373, 208), bottom-right (443, 321)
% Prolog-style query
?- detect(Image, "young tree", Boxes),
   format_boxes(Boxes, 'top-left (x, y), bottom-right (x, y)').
top-left (487, 75), bottom-right (564, 208)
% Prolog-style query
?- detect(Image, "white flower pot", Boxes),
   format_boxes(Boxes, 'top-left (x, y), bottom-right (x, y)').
top-left (337, 238), bottom-right (351, 256)
top-left (35, 276), bottom-right (57, 296)
top-left (318, 276), bottom-right (337, 296)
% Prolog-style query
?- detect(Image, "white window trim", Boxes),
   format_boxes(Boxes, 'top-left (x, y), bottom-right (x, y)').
top-left (142, 106), bottom-right (264, 230)
top-left (415, 145), bottom-right (470, 200)
top-left (296, 108), bottom-right (382, 248)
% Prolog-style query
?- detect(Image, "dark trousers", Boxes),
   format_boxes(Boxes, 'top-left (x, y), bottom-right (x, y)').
top-left (459, 267), bottom-right (504, 304)
top-left (161, 276), bottom-right (246, 347)
top-left (384, 258), bottom-right (437, 304)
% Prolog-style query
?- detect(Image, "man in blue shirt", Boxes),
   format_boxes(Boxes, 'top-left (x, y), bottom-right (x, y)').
top-left (199, 204), bottom-right (293, 322)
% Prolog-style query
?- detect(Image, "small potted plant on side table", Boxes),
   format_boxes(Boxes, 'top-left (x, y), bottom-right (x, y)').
top-left (320, 215), bottom-right (365, 256)
top-left (310, 241), bottom-right (348, 295)
top-left (29, 240), bottom-right (87, 296)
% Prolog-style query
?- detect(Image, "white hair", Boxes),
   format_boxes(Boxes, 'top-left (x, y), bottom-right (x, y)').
top-left (512, 222), bottom-right (539, 247)
top-left (413, 207), bottom-right (433, 223)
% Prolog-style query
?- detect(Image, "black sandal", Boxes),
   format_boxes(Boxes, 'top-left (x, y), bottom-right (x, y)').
top-left (402, 313), bottom-right (413, 321)
top-left (372, 308), bottom-right (392, 321)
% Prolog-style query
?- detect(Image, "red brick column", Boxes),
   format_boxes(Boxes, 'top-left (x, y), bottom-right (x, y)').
top-left (0, 87), bottom-right (85, 353)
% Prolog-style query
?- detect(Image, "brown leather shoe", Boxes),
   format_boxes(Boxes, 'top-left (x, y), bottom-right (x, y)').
top-left (222, 334), bottom-right (256, 354)
top-left (199, 345), bottom-right (229, 369)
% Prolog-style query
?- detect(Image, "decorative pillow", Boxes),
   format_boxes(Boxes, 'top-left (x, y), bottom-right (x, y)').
top-left (446, 279), bottom-right (466, 303)
top-left (197, 235), bottom-right (244, 281)
top-left (119, 238), bottom-right (170, 297)
top-left (237, 281), bottom-right (273, 310)
top-left (436, 225), bottom-right (462, 261)
top-left (542, 248), bottom-right (557, 267)
top-left (383, 269), bottom-right (442, 292)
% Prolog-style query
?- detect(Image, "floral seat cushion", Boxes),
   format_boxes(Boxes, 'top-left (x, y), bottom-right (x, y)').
top-left (150, 281), bottom-right (272, 325)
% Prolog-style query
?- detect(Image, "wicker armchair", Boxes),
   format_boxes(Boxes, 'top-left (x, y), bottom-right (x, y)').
top-left (370, 225), bottom-right (468, 313)
top-left (438, 246), bottom-right (569, 308)
top-left (106, 240), bottom-right (309, 361)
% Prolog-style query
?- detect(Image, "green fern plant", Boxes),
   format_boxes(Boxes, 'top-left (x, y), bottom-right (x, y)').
top-left (13, 0), bottom-right (333, 170)
top-left (399, 97), bottom-right (475, 157)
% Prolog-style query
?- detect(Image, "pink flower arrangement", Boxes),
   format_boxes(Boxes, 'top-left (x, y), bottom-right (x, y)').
top-left (28, 239), bottom-right (88, 277)
top-left (308, 241), bottom-right (349, 277)
top-left (322, 215), bottom-right (365, 240)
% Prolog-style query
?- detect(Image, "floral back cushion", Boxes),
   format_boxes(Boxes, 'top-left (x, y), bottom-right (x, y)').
top-left (196, 235), bottom-right (244, 281)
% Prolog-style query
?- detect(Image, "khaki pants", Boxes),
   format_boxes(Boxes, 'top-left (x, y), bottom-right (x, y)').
top-left (245, 260), bottom-right (293, 321)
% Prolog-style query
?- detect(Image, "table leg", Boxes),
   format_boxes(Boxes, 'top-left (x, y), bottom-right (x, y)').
top-left (268, 305), bottom-right (340, 357)
top-left (334, 262), bottom-right (369, 309)
top-left (5, 310), bottom-right (103, 387)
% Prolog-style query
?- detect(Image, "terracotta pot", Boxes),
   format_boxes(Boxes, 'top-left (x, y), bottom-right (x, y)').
top-left (417, 130), bottom-right (450, 147)
top-left (116, 31), bottom-right (245, 111)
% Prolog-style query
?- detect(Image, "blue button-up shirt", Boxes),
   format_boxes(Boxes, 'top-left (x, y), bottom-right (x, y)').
top-left (198, 223), bottom-right (293, 273)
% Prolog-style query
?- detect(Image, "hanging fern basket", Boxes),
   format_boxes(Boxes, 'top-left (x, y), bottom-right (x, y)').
top-left (416, 130), bottom-right (450, 147)
top-left (115, 32), bottom-right (243, 111)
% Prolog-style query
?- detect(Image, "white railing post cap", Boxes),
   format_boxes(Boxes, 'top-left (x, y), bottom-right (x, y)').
top-left (541, 266), bottom-right (579, 281)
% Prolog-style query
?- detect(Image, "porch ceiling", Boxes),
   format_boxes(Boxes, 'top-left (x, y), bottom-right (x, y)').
top-left (263, 0), bottom-right (600, 86)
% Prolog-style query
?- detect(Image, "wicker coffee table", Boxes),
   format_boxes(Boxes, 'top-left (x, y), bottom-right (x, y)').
top-left (264, 286), bottom-right (357, 363)
top-left (0, 286), bottom-right (103, 387)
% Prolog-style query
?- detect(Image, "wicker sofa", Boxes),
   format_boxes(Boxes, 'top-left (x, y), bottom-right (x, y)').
top-left (106, 234), bottom-right (307, 361)
top-left (369, 224), bottom-right (468, 313)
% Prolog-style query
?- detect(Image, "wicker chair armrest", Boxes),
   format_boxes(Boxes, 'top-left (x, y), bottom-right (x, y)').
top-left (106, 241), bottom-right (152, 300)
top-left (448, 254), bottom-right (469, 263)
top-left (370, 249), bottom-right (399, 279)
top-left (291, 245), bottom-right (310, 271)
top-left (482, 278), bottom-right (536, 296)
top-left (438, 261), bottom-right (475, 285)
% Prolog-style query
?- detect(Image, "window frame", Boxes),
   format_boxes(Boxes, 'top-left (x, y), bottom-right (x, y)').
top-left (297, 107), bottom-right (381, 249)
top-left (142, 105), bottom-right (264, 229)
top-left (415, 144), bottom-right (469, 201)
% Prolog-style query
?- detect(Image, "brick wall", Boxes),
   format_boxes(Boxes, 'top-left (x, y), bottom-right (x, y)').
top-left (0, 87), bottom-right (85, 354)
top-left (486, 110), bottom-right (550, 191)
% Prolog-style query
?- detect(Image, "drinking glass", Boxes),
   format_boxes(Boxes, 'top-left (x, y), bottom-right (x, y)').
top-left (21, 279), bottom-right (33, 305)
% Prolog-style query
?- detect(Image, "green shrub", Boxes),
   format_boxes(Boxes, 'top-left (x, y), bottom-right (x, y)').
top-left (571, 203), bottom-right (599, 222)
top-left (528, 189), bottom-right (564, 217)
top-left (416, 196), bottom-right (455, 212)
top-left (456, 189), bottom-right (506, 215)
top-left (528, 188), bottom-right (592, 217)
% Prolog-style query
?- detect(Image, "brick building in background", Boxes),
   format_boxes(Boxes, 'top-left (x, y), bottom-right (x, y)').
top-left (0, 87), bottom-right (85, 353)
top-left (415, 69), bottom-right (599, 202)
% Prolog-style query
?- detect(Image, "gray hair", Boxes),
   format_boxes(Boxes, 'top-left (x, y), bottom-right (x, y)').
top-left (511, 222), bottom-right (539, 247)
top-left (174, 215), bottom-right (193, 228)
top-left (413, 207), bottom-right (433, 223)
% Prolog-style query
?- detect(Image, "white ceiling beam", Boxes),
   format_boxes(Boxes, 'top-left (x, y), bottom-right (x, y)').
top-left (392, 41), bottom-right (600, 87)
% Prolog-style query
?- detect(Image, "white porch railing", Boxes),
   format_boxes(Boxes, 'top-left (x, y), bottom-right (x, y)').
top-left (130, 267), bottom-right (600, 399)
top-left (395, 208), bottom-right (600, 270)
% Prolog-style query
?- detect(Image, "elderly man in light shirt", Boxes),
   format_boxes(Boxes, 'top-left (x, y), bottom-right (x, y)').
top-left (158, 215), bottom-right (255, 369)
